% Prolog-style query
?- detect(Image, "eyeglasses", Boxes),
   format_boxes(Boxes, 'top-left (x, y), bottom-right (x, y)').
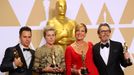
top-left (100, 30), bottom-right (110, 33)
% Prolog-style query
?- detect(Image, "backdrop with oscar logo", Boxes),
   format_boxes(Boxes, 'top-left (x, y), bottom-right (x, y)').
top-left (0, 0), bottom-right (134, 75)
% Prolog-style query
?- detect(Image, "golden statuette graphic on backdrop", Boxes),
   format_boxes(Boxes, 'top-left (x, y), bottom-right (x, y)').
top-left (46, 0), bottom-right (76, 50)
top-left (123, 42), bottom-right (132, 65)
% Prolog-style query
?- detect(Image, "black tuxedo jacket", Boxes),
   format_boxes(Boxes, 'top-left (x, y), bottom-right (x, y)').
top-left (93, 40), bottom-right (131, 75)
top-left (0, 44), bottom-right (35, 75)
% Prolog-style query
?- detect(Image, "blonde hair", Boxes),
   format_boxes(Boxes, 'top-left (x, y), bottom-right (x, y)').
top-left (43, 26), bottom-right (56, 37)
top-left (75, 23), bottom-right (87, 33)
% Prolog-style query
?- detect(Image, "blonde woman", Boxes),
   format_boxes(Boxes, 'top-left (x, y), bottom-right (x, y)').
top-left (33, 27), bottom-right (65, 75)
top-left (65, 23), bottom-right (99, 75)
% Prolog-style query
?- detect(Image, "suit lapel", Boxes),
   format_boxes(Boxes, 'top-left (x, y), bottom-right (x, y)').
top-left (107, 40), bottom-right (114, 66)
top-left (29, 50), bottom-right (34, 69)
top-left (96, 43), bottom-right (107, 66)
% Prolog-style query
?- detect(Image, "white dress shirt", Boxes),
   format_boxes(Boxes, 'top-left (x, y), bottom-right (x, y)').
top-left (20, 44), bottom-right (32, 68)
top-left (100, 41), bottom-right (110, 65)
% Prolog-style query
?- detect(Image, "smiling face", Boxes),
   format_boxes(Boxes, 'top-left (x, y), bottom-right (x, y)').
top-left (98, 25), bottom-right (111, 43)
top-left (75, 24), bottom-right (87, 41)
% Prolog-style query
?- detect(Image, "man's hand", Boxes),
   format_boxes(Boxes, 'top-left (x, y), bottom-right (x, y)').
top-left (124, 52), bottom-right (131, 59)
top-left (14, 57), bottom-right (23, 67)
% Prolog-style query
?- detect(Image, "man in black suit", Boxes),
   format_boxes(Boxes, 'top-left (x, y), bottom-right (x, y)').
top-left (0, 26), bottom-right (35, 75)
top-left (93, 23), bottom-right (132, 75)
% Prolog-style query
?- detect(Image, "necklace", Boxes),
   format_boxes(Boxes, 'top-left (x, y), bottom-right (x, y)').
top-left (74, 41), bottom-right (87, 55)
top-left (74, 41), bottom-right (87, 66)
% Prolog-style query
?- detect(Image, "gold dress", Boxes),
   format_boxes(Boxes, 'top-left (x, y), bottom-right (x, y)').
top-left (33, 45), bottom-right (65, 75)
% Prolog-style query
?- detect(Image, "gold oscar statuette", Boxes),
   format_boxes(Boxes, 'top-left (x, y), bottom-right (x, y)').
top-left (13, 48), bottom-right (24, 73)
top-left (81, 51), bottom-right (89, 75)
top-left (13, 48), bottom-right (19, 58)
top-left (123, 42), bottom-right (132, 65)
top-left (50, 48), bottom-right (58, 68)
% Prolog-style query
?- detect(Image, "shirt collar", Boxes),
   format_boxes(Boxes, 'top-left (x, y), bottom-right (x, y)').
top-left (19, 43), bottom-right (30, 51)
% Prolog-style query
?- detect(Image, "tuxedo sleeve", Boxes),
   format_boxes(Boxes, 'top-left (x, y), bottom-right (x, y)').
top-left (0, 48), bottom-right (15, 72)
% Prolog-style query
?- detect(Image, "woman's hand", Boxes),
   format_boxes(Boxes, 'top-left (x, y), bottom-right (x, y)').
top-left (71, 65), bottom-right (82, 75)
top-left (42, 64), bottom-right (55, 73)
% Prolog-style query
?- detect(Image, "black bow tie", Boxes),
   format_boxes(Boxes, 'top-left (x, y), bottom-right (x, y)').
top-left (100, 43), bottom-right (109, 49)
top-left (23, 48), bottom-right (30, 51)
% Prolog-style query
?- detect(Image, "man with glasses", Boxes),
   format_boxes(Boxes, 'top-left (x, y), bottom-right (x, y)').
top-left (93, 23), bottom-right (132, 75)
